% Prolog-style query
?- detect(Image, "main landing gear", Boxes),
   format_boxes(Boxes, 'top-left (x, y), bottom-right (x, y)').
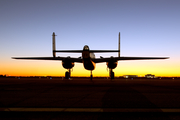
top-left (65, 69), bottom-right (71, 79)
top-left (109, 69), bottom-right (114, 80)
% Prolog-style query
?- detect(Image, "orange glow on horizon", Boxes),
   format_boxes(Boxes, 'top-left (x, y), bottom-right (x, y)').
top-left (1, 59), bottom-right (180, 77)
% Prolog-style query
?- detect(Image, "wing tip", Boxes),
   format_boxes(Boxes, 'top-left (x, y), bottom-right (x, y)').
top-left (11, 57), bottom-right (16, 59)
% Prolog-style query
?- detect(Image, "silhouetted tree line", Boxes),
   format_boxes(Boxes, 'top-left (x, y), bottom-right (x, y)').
top-left (0, 75), bottom-right (6, 77)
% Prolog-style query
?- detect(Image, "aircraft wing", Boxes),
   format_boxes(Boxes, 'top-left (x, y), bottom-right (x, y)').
top-left (12, 57), bottom-right (83, 63)
top-left (93, 56), bottom-right (169, 63)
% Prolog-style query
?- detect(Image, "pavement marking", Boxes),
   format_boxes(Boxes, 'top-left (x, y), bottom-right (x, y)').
top-left (1, 108), bottom-right (180, 112)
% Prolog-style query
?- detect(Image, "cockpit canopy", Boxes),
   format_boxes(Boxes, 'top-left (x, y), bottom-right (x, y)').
top-left (83, 45), bottom-right (89, 51)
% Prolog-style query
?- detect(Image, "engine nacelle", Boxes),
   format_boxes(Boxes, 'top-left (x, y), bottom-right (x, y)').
top-left (62, 59), bottom-right (74, 69)
top-left (106, 57), bottom-right (117, 69)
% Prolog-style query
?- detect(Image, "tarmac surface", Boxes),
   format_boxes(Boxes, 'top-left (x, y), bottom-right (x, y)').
top-left (0, 77), bottom-right (180, 119)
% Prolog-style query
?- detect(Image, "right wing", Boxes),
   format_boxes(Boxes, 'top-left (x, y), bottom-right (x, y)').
top-left (93, 56), bottom-right (169, 63)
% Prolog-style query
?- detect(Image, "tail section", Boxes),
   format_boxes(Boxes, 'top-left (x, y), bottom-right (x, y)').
top-left (52, 32), bottom-right (56, 57)
top-left (51, 32), bottom-right (120, 57)
top-left (118, 32), bottom-right (120, 57)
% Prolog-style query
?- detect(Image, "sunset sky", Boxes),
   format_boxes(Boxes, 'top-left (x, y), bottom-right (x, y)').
top-left (0, 0), bottom-right (180, 77)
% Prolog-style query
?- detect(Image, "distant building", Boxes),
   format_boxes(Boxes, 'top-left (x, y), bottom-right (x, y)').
top-left (123, 75), bottom-right (138, 78)
top-left (145, 74), bottom-right (155, 78)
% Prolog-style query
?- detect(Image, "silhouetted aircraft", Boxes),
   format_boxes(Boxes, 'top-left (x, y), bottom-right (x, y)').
top-left (12, 32), bottom-right (169, 80)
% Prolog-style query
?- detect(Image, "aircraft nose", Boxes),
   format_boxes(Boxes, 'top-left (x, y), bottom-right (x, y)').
top-left (83, 45), bottom-right (89, 50)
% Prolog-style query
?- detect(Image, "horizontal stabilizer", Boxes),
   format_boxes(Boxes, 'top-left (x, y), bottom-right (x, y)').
top-left (54, 50), bottom-right (119, 53)
top-left (54, 50), bottom-right (83, 53)
top-left (90, 50), bottom-right (119, 52)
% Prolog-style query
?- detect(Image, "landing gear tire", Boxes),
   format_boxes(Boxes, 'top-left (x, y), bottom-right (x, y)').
top-left (109, 69), bottom-right (114, 80)
top-left (111, 71), bottom-right (114, 79)
top-left (65, 69), bottom-right (71, 80)
top-left (90, 75), bottom-right (93, 81)
top-left (65, 71), bottom-right (70, 79)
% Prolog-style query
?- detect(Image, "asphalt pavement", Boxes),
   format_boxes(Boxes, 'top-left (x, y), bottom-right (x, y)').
top-left (0, 77), bottom-right (180, 120)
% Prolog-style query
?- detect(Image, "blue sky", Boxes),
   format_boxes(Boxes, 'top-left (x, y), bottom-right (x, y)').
top-left (0, 0), bottom-right (180, 76)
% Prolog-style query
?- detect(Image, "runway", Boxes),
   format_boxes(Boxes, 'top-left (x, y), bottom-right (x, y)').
top-left (3, 107), bottom-right (180, 112)
top-left (0, 77), bottom-right (180, 119)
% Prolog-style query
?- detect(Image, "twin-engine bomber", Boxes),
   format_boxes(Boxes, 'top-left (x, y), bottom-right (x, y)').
top-left (12, 32), bottom-right (169, 80)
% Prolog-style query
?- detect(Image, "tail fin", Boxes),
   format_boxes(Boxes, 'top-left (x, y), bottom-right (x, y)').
top-left (118, 32), bottom-right (120, 57)
top-left (52, 32), bottom-right (56, 57)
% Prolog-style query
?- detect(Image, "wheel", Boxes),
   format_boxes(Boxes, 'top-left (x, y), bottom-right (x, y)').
top-left (90, 75), bottom-right (93, 80)
top-left (65, 71), bottom-right (70, 79)
top-left (111, 71), bottom-right (114, 79)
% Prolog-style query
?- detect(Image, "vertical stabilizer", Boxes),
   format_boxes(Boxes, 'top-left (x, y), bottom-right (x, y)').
top-left (52, 32), bottom-right (56, 57)
top-left (118, 32), bottom-right (120, 57)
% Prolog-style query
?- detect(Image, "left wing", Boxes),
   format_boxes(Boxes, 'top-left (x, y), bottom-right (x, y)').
top-left (12, 57), bottom-right (82, 63)
top-left (93, 56), bottom-right (169, 63)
